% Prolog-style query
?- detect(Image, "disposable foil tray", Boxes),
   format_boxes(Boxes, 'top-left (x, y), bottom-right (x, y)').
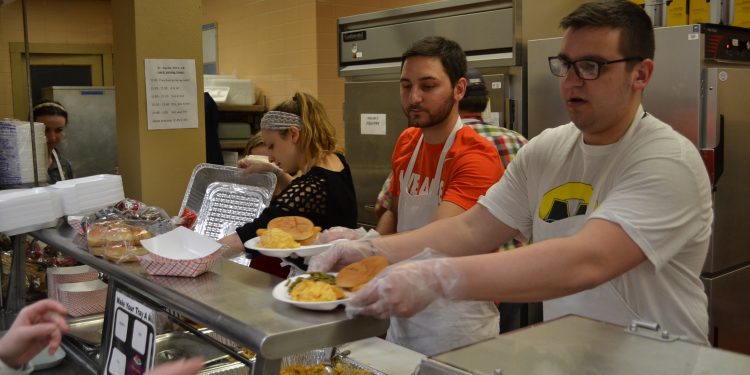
top-left (180, 163), bottom-right (275, 215)
top-left (281, 349), bottom-right (385, 375)
top-left (193, 182), bottom-right (270, 240)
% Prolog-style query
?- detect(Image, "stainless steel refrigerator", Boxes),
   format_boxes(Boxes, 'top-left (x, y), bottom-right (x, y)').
top-left (42, 86), bottom-right (118, 179)
top-left (527, 24), bottom-right (750, 354)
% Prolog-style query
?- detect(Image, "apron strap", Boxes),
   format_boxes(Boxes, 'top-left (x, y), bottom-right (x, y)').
top-left (52, 149), bottom-right (66, 181)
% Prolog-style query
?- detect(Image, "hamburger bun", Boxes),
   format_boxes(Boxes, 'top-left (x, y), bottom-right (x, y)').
top-left (87, 221), bottom-right (151, 247)
top-left (267, 216), bottom-right (321, 243)
top-left (336, 256), bottom-right (389, 290)
top-left (91, 244), bottom-right (148, 263)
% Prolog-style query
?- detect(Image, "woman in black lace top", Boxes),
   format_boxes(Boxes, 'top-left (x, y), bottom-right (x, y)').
top-left (219, 92), bottom-right (357, 277)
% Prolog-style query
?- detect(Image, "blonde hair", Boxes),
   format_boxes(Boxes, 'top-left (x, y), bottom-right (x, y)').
top-left (244, 132), bottom-right (265, 155)
top-left (273, 92), bottom-right (339, 172)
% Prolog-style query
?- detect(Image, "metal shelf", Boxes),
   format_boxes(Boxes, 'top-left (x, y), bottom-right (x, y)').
top-left (217, 103), bottom-right (266, 112)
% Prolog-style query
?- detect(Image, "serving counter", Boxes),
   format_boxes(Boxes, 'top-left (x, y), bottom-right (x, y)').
top-left (31, 223), bottom-right (390, 374)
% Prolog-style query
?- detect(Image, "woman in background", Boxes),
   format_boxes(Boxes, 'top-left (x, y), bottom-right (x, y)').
top-left (219, 92), bottom-right (358, 278)
top-left (244, 132), bottom-right (269, 157)
top-left (33, 101), bottom-right (73, 183)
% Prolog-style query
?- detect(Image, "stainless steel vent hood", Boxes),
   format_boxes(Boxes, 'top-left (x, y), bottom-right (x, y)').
top-left (338, 0), bottom-right (516, 77)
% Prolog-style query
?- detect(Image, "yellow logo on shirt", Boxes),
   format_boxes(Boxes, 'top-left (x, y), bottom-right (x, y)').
top-left (539, 182), bottom-right (593, 222)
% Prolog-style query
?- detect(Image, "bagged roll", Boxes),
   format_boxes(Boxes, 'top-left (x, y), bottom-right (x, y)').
top-left (0, 119), bottom-right (47, 187)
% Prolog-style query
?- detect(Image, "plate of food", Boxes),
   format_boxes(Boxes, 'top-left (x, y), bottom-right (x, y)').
top-left (243, 216), bottom-right (334, 257)
top-left (272, 256), bottom-right (390, 311)
top-left (272, 272), bottom-right (351, 311)
top-left (244, 236), bottom-right (335, 258)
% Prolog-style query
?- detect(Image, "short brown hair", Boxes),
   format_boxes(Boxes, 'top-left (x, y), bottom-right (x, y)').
top-left (560, 0), bottom-right (654, 68)
top-left (401, 36), bottom-right (467, 87)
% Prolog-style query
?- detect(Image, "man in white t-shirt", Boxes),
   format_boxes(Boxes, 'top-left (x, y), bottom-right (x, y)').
top-left (310, 0), bottom-right (712, 345)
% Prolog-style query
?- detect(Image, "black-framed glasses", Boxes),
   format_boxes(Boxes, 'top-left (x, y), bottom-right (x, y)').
top-left (548, 56), bottom-right (644, 80)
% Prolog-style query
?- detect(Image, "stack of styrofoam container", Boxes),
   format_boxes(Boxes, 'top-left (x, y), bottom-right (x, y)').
top-left (0, 187), bottom-right (63, 236)
top-left (49, 174), bottom-right (124, 216)
top-left (205, 74), bottom-right (256, 105)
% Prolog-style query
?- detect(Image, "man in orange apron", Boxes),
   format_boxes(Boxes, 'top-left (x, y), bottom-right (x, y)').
top-left (373, 36), bottom-right (504, 355)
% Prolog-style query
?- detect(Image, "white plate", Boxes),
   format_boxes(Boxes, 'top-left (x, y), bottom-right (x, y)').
top-left (244, 236), bottom-right (334, 258)
top-left (271, 273), bottom-right (350, 311)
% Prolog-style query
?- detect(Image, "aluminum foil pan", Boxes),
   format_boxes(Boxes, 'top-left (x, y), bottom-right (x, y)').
top-left (193, 182), bottom-right (270, 239)
top-left (281, 349), bottom-right (385, 375)
top-left (180, 163), bottom-right (275, 216)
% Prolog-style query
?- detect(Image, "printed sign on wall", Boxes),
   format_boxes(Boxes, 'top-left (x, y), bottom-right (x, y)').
top-left (361, 113), bottom-right (386, 135)
top-left (145, 59), bottom-right (199, 130)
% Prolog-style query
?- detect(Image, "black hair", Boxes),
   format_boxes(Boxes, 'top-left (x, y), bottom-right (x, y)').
top-left (459, 95), bottom-right (488, 113)
top-left (32, 101), bottom-right (68, 124)
top-left (560, 0), bottom-right (654, 69)
top-left (401, 36), bottom-right (467, 87)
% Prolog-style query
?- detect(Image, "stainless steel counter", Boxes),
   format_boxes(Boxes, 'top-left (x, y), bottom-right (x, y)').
top-left (419, 315), bottom-right (750, 375)
top-left (32, 224), bottom-right (389, 373)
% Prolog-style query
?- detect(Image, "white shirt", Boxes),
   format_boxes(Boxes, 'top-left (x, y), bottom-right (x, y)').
top-left (479, 106), bottom-right (712, 344)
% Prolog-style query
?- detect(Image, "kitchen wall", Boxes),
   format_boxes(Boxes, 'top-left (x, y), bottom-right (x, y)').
top-left (0, 0), bottom-right (113, 118)
top-left (202, 0), bottom-right (431, 147)
top-left (1, 0), bottom-right (431, 142)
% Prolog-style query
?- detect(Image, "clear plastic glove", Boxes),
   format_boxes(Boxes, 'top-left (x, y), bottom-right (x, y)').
top-left (236, 155), bottom-right (283, 176)
top-left (307, 240), bottom-right (383, 272)
top-left (346, 249), bottom-right (461, 319)
top-left (315, 227), bottom-right (370, 244)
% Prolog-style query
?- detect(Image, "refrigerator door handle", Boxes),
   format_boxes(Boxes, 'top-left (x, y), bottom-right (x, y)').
top-left (715, 115), bottom-right (724, 186)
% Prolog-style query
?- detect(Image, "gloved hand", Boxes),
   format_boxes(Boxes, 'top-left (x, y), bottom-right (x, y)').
top-left (308, 240), bottom-right (383, 272)
top-left (237, 155), bottom-right (283, 176)
top-left (315, 227), bottom-right (370, 244)
top-left (346, 249), bottom-right (461, 319)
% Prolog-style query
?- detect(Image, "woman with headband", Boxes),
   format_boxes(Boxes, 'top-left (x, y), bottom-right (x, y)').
top-left (33, 101), bottom-right (74, 183)
top-left (219, 92), bottom-right (358, 278)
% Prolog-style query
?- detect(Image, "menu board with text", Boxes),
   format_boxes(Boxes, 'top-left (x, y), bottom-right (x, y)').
top-left (145, 59), bottom-right (199, 130)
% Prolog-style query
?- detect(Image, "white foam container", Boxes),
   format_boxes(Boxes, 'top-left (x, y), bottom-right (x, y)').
top-left (49, 174), bottom-right (125, 215)
top-left (207, 78), bottom-right (255, 105)
top-left (0, 187), bottom-right (63, 236)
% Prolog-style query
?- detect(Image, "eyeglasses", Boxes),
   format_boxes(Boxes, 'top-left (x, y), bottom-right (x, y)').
top-left (548, 56), bottom-right (644, 80)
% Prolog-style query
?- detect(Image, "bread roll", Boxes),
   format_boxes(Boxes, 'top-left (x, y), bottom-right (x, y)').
top-left (103, 245), bottom-right (148, 263)
top-left (336, 256), bottom-right (389, 289)
top-left (267, 216), bottom-right (320, 242)
top-left (87, 220), bottom-right (151, 261)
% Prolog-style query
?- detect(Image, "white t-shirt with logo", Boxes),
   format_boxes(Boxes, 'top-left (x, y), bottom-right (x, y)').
top-left (479, 106), bottom-right (712, 344)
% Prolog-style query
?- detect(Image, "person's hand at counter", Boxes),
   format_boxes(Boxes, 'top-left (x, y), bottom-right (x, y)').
top-left (144, 358), bottom-right (204, 375)
top-left (237, 155), bottom-right (283, 176)
top-left (0, 299), bottom-right (69, 371)
top-left (237, 155), bottom-right (294, 197)
top-left (308, 240), bottom-right (384, 272)
top-left (347, 254), bottom-right (461, 319)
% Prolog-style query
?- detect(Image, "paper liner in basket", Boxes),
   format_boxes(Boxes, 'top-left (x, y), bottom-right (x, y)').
top-left (46, 265), bottom-right (99, 302)
top-left (57, 280), bottom-right (108, 317)
top-left (139, 227), bottom-right (222, 277)
top-left (138, 251), bottom-right (221, 277)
